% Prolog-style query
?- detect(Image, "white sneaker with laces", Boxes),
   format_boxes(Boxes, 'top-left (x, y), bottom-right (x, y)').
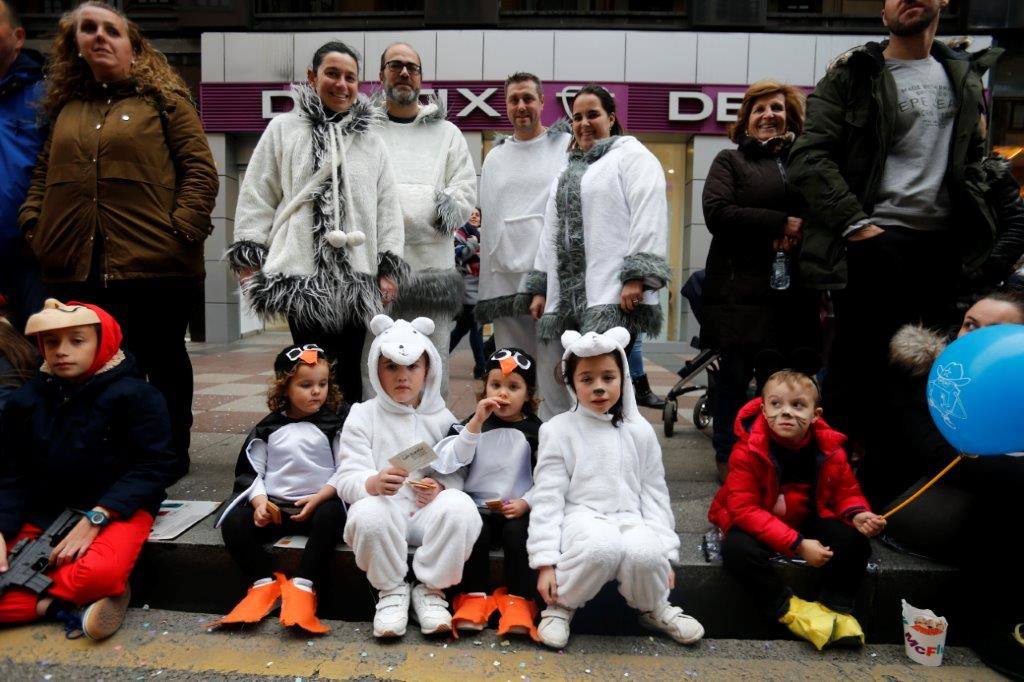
top-left (639, 603), bottom-right (705, 645)
top-left (373, 583), bottom-right (411, 638)
top-left (537, 605), bottom-right (575, 649)
top-left (410, 583), bottom-right (452, 635)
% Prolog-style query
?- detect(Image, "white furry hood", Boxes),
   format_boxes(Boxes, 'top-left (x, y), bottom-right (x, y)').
top-left (365, 314), bottom-right (447, 414)
top-left (560, 327), bottom-right (639, 421)
top-left (889, 324), bottom-right (949, 377)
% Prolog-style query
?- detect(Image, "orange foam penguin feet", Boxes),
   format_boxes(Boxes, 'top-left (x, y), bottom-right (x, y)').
top-left (279, 575), bottom-right (330, 635)
top-left (207, 573), bottom-right (283, 628)
top-left (451, 592), bottom-right (496, 636)
top-left (494, 588), bottom-right (540, 643)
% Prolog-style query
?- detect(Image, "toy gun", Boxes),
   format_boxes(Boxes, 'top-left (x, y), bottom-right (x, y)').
top-left (0, 509), bottom-right (83, 595)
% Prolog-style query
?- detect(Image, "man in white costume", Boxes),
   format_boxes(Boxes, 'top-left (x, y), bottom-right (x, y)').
top-left (370, 42), bottom-right (477, 397)
top-left (476, 73), bottom-right (572, 418)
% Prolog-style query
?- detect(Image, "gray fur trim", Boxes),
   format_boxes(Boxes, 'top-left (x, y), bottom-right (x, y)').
top-left (475, 293), bottom-right (532, 323)
top-left (378, 250), bottom-right (409, 283)
top-left (620, 252), bottom-right (671, 285)
top-left (493, 133), bottom-right (510, 146)
top-left (434, 189), bottom-right (464, 236)
top-left (224, 240), bottom-right (267, 272)
top-left (415, 94), bottom-right (448, 124)
top-left (890, 324), bottom-right (947, 377)
top-left (536, 304), bottom-right (663, 341)
top-left (524, 269), bottom-right (547, 295)
top-left (293, 83), bottom-right (385, 134)
top-left (394, 268), bottom-right (465, 315)
top-left (547, 118), bottom-right (571, 136)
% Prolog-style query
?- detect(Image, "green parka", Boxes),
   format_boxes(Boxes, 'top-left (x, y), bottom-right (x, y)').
top-left (787, 40), bottom-right (1002, 289)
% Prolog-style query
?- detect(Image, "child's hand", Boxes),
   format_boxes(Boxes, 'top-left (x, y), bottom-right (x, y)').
top-left (852, 511), bottom-right (887, 538)
top-left (414, 478), bottom-right (442, 507)
top-left (251, 494), bottom-right (272, 527)
top-left (369, 466), bottom-right (408, 496)
top-left (796, 539), bottom-right (833, 567)
top-left (537, 566), bottom-right (558, 605)
top-left (501, 499), bottom-right (529, 519)
top-left (467, 397), bottom-right (505, 433)
top-left (292, 485), bottom-right (337, 522)
top-left (0, 534), bottom-right (8, 572)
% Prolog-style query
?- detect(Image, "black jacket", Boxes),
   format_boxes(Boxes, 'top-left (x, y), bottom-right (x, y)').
top-left (700, 135), bottom-right (810, 350)
top-left (0, 352), bottom-right (181, 540)
top-left (977, 154), bottom-right (1024, 288)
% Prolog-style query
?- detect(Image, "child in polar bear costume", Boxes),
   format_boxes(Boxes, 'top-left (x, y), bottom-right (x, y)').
top-left (527, 327), bottom-right (704, 649)
top-left (333, 315), bottom-right (481, 639)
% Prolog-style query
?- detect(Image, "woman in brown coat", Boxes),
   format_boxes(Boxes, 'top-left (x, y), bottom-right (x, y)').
top-left (18, 1), bottom-right (218, 470)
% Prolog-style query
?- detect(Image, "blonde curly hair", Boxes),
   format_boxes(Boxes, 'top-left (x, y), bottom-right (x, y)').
top-left (41, 1), bottom-right (192, 119)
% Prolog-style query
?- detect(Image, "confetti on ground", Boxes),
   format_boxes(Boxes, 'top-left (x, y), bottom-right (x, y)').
top-left (359, 651), bottom-right (368, 658)
top-left (142, 604), bottom-right (150, 610)
top-left (584, 669), bottom-right (591, 674)
top-left (43, 675), bottom-right (52, 680)
top-left (493, 661), bottom-right (501, 667)
top-left (500, 640), bottom-right (510, 647)
top-left (473, 640), bottom-right (482, 646)
top-left (307, 641), bottom-right (314, 647)
top-left (266, 662), bottom-right (273, 668)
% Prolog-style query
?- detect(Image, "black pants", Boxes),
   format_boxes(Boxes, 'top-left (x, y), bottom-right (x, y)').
top-left (711, 351), bottom-right (757, 464)
top-left (288, 317), bottom-right (367, 405)
top-left (449, 304), bottom-right (485, 372)
top-left (0, 241), bottom-right (45, 332)
top-left (825, 226), bottom-right (959, 442)
top-left (720, 517), bottom-right (871, 619)
top-left (460, 511), bottom-right (537, 602)
top-left (49, 277), bottom-right (198, 473)
top-left (220, 498), bottom-right (346, 589)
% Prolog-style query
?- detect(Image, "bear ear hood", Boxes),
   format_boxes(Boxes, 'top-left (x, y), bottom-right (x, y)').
top-left (560, 326), bottom-right (638, 421)
top-left (365, 315), bottom-right (445, 413)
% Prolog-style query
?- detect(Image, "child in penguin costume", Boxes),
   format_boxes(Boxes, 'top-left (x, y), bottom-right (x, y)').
top-left (334, 315), bottom-right (481, 639)
top-left (433, 347), bottom-right (544, 640)
top-left (212, 344), bottom-right (347, 635)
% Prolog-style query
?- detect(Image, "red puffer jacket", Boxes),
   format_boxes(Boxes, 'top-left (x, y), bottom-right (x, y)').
top-left (707, 398), bottom-right (870, 555)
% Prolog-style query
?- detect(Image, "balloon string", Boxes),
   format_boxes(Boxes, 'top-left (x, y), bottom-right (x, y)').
top-left (881, 455), bottom-right (965, 520)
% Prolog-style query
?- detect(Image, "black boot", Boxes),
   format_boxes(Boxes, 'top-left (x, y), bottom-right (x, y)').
top-left (633, 374), bottom-right (666, 409)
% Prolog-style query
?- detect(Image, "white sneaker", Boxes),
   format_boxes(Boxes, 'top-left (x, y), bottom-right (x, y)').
top-left (537, 605), bottom-right (574, 649)
top-left (410, 583), bottom-right (452, 635)
top-left (639, 603), bottom-right (705, 645)
top-left (373, 583), bottom-right (410, 638)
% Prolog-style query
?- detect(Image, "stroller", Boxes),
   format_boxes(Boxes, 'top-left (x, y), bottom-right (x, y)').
top-left (662, 270), bottom-right (719, 437)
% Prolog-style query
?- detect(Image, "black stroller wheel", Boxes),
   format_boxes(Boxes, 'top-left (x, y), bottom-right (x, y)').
top-left (663, 400), bottom-right (677, 437)
top-left (694, 394), bottom-right (711, 430)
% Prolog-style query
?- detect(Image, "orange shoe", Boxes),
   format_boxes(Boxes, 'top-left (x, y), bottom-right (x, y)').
top-left (207, 575), bottom-right (282, 628)
top-left (493, 588), bottom-right (540, 643)
top-left (279, 575), bottom-right (330, 635)
top-left (450, 592), bottom-right (496, 637)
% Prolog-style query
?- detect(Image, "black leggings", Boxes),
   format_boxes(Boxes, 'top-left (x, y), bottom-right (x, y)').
top-left (460, 511), bottom-right (538, 603)
top-left (720, 517), bottom-right (871, 618)
top-left (220, 498), bottom-right (346, 589)
top-left (288, 317), bottom-right (367, 406)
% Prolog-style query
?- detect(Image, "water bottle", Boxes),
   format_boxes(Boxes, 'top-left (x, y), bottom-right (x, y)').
top-left (770, 251), bottom-right (790, 290)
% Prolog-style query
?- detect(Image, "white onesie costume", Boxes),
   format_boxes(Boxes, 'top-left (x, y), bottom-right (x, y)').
top-left (334, 315), bottom-right (482, 591)
top-left (527, 327), bottom-right (680, 613)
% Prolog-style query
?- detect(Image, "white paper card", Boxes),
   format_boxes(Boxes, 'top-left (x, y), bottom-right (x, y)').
top-left (388, 441), bottom-right (437, 472)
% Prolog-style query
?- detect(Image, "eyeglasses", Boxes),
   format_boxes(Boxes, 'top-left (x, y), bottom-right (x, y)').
top-left (285, 343), bottom-right (325, 361)
top-left (490, 349), bottom-right (532, 370)
top-left (384, 60), bottom-right (422, 75)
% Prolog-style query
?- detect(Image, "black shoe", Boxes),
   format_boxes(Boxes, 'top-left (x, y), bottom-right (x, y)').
top-left (633, 374), bottom-right (666, 410)
top-left (473, 365), bottom-right (485, 380)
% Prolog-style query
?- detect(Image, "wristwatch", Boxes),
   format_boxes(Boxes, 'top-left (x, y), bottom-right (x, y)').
top-left (83, 509), bottom-right (110, 527)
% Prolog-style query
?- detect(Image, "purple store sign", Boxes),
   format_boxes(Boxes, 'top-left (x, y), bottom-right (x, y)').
top-left (200, 81), bottom-right (813, 136)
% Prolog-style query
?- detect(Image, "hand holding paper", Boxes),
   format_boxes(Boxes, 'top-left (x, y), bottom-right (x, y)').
top-left (388, 441), bottom-right (438, 472)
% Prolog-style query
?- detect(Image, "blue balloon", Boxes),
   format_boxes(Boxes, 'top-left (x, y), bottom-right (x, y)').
top-left (926, 324), bottom-right (1024, 455)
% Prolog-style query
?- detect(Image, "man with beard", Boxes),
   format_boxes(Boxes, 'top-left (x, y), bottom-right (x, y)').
top-left (371, 42), bottom-right (477, 397)
top-left (476, 73), bottom-right (572, 418)
top-left (787, 0), bottom-right (1001, 461)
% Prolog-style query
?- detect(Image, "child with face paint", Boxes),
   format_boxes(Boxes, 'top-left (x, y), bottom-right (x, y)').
top-left (708, 371), bottom-right (886, 650)
top-left (334, 316), bottom-right (481, 640)
top-left (527, 328), bottom-right (705, 650)
top-left (212, 344), bottom-right (347, 635)
top-left (432, 347), bottom-right (543, 639)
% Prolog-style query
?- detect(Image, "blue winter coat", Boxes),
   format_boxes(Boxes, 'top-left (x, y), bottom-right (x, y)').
top-left (0, 352), bottom-right (183, 540)
top-left (0, 49), bottom-right (46, 256)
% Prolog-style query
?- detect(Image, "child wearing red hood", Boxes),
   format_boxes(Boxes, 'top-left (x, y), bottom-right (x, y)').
top-left (0, 299), bottom-right (181, 640)
top-left (708, 371), bottom-right (886, 650)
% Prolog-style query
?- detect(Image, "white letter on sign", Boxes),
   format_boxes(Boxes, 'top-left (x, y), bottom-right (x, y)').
top-left (668, 92), bottom-right (713, 122)
top-left (717, 92), bottom-right (744, 122)
top-left (456, 87), bottom-right (500, 117)
top-left (261, 90), bottom-right (292, 119)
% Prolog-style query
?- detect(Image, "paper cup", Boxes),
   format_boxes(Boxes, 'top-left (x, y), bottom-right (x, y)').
top-left (902, 599), bottom-right (948, 666)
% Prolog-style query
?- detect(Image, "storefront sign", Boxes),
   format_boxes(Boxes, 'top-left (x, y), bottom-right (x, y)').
top-left (201, 81), bottom-right (810, 135)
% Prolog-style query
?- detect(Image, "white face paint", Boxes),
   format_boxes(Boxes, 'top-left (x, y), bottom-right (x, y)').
top-left (761, 379), bottom-right (821, 443)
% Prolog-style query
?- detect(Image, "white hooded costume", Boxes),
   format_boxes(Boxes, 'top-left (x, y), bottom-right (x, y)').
top-left (527, 327), bottom-right (680, 612)
top-left (371, 99), bottom-right (478, 397)
top-left (336, 315), bottom-right (481, 591)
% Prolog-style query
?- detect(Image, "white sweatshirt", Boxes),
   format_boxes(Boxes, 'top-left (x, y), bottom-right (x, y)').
top-left (332, 316), bottom-right (461, 506)
top-left (527, 328), bottom-right (680, 569)
top-left (477, 128), bottom-right (570, 316)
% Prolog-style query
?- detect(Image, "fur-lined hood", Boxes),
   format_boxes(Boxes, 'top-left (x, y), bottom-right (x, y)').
top-left (292, 83), bottom-right (385, 133)
top-left (370, 89), bottom-right (448, 125)
top-left (889, 324), bottom-right (949, 377)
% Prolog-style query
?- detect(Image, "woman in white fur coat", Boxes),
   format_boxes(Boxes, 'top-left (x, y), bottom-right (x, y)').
top-left (527, 326), bottom-right (703, 649)
top-left (526, 84), bottom-right (671, 350)
top-left (226, 42), bottom-right (405, 402)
